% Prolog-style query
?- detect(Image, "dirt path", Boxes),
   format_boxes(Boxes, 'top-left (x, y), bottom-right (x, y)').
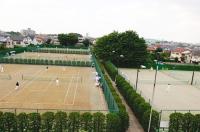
top-left (107, 75), bottom-right (144, 132)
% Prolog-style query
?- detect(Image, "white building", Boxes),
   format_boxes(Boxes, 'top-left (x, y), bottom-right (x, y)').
top-left (21, 28), bottom-right (36, 36)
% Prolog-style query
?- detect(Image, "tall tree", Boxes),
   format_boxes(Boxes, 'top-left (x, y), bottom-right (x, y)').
top-left (66, 33), bottom-right (78, 45)
top-left (58, 34), bottom-right (68, 46)
top-left (94, 30), bottom-right (148, 67)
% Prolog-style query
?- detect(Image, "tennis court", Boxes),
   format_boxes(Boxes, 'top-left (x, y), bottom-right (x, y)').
top-left (0, 64), bottom-right (107, 113)
top-left (7, 52), bottom-right (91, 62)
top-left (119, 68), bottom-right (200, 119)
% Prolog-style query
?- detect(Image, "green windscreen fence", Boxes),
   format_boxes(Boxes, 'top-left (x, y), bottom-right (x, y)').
top-left (0, 58), bottom-right (92, 67)
top-left (92, 54), bottom-right (119, 112)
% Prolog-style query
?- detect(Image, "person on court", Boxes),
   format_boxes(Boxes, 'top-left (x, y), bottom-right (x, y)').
top-left (15, 81), bottom-right (20, 90)
top-left (166, 84), bottom-right (171, 92)
top-left (46, 66), bottom-right (48, 71)
top-left (56, 78), bottom-right (59, 86)
top-left (1, 66), bottom-right (4, 72)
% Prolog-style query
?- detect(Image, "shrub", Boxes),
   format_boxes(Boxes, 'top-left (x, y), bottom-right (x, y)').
top-left (193, 114), bottom-right (200, 132)
top-left (0, 111), bottom-right (4, 131)
top-left (3, 112), bottom-right (17, 132)
top-left (182, 112), bottom-right (194, 132)
top-left (80, 112), bottom-right (93, 131)
top-left (41, 112), bottom-right (54, 132)
top-left (142, 110), bottom-right (159, 132)
top-left (17, 113), bottom-right (28, 132)
top-left (68, 112), bottom-right (81, 132)
top-left (28, 113), bottom-right (41, 132)
top-left (169, 113), bottom-right (183, 132)
top-left (54, 111), bottom-right (67, 132)
top-left (106, 113), bottom-right (121, 132)
top-left (93, 112), bottom-right (105, 132)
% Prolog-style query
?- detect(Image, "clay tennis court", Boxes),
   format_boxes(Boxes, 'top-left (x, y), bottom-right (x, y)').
top-left (0, 64), bottom-right (107, 113)
top-left (7, 52), bottom-right (91, 62)
top-left (119, 68), bottom-right (200, 120)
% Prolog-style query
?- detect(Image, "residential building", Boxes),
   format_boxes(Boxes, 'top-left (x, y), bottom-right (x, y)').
top-left (21, 28), bottom-right (36, 37)
top-left (170, 47), bottom-right (192, 63)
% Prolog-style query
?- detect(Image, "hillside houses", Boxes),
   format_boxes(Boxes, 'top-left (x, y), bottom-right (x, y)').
top-left (147, 42), bottom-right (200, 64)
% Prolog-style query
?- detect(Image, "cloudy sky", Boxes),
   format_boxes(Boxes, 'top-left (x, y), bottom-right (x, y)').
top-left (0, 0), bottom-right (200, 43)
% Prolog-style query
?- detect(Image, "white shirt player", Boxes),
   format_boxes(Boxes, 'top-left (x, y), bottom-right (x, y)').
top-left (1, 66), bottom-right (4, 72)
top-left (166, 84), bottom-right (171, 92)
top-left (56, 78), bottom-right (59, 86)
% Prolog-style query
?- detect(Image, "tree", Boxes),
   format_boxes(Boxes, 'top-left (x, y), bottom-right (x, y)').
top-left (66, 33), bottom-right (78, 45)
top-left (58, 33), bottom-right (78, 46)
top-left (58, 34), bottom-right (68, 46)
top-left (94, 30), bottom-right (147, 67)
top-left (83, 39), bottom-right (91, 47)
top-left (46, 38), bottom-right (52, 44)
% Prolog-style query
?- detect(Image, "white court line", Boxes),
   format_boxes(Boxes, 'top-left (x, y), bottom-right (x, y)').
top-left (30, 77), bottom-right (55, 92)
top-left (63, 75), bottom-right (75, 104)
top-left (67, 71), bottom-right (80, 105)
top-left (0, 69), bottom-right (45, 101)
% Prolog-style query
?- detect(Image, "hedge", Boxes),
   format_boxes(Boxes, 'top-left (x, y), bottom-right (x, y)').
top-left (169, 112), bottom-right (200, 132)
top-left (104, 75), bottom-right (129, 132)
top-left (104, 61), bottom-right (159, 132)
top-left (0, 111), bottom-right (123, 131)
top-left (163, 63), bottom-right (200, 71)
top-left (95, 58), bottom-right (129, 132)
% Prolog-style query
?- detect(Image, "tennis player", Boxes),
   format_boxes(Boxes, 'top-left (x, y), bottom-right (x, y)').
top-left (56, 78), bottom-right (59, 86)
top-left (1, 66), bottom-right (4, 72)
top-left (15, 81), bottom-right (20, 90)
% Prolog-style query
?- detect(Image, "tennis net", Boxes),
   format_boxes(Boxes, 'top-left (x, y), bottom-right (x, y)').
top-left (22, 74), bottom-right (82, 82)
top-left (0, 74), bottom-right (11, 80)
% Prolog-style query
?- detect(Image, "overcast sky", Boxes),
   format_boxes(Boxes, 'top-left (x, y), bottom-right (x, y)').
top-left (0, 0), bottom-right (200, 43)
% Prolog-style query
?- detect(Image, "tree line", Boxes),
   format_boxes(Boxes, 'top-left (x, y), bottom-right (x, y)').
top-left (58, 33), bottom-right (91, 47)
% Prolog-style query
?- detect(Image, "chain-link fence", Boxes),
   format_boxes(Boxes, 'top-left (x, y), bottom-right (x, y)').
top-left (0, 57), bottom-right (92, 67)
top-left (91, 54), bottom-right (119, 112)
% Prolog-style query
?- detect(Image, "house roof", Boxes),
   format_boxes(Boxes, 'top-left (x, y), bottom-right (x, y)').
top-left (10, 35), bottom-right (24, 41)
top-left (172, 47), bottom-right (186, 53)
top-left (147, 46), bottom-right (157, 51)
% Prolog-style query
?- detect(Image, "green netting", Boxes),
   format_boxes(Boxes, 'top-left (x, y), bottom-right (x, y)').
top-left (91, 54), bottom-right (119, 112)
top-left (35, 48), bottom-right (90, 55)
top-left (0, 58), bottom-right (92, 67)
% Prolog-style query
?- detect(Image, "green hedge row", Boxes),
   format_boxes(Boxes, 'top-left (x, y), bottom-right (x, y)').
top-left (104, 75), bottom-right (129, 131)
top-left (0, 58), bottom-right (92, 67)
top-left (169, 112), bottom-right (200, 132)
top-left (104, 61), bottom-right (159, 132)
top-left (163, 63), bottom-right (200, 71)
top-left (94, 58), bottom-right (129, 132)
top-left (0, 111), bottom-right (122, 132)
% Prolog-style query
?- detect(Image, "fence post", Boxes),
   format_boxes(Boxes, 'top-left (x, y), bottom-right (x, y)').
top-left (158, 110), bottom-right (162, 132)
top-left (15, 108), bottom-right (17, 115)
